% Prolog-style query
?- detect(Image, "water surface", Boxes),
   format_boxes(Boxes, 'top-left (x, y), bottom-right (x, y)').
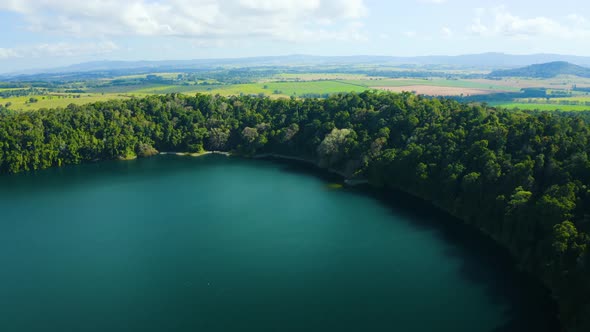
top-left (0, 155), bottom-right (557, 331)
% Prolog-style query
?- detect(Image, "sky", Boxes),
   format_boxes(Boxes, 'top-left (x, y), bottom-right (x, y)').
top-left (0, 0), bottom-right (590, 72)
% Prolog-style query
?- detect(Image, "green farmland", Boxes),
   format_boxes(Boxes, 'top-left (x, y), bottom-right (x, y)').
top-left (494, 102), bottom-right (590, 112)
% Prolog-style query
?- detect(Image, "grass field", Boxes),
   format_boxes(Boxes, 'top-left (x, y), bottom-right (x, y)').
top-left (0, 88), bottom-right (28, 92)
top-left (84, 77), bottom-right (524, 97)
top-left (370, 79), bottom-right (519, 91)
top-left (493, 102), bottom-right (590, 112)
top-left (5, 73), bottom-right (590, 112)
top-left (3, 93), bottom-right (143, 111)
top-left (376, 86), bottom-right (501, 96)
top-left (88, 84), bottom-right (172, 94)
top-left (114, 72), bottom-right (183, 80)
top-left (131, 84), bottom-right (224, 94)
top-left (518, 96), bottom-right (590, 103)
top-left (470, 77), bottom-right (590, 89)
top-left (275, 73), bottom-right (370, 81)
top-left (198, 81), bottom-right (370, 97)
top-left (333, 78), bottom-right (521, 94)
top-left (2, 80), bottom-right (370, 110)
top-left (88, 80), bottom-right (371, 97)
top-left (501, 95), bottom-right (590, 112)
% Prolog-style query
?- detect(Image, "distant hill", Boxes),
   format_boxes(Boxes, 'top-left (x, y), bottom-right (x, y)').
top-left (489, 61), bottom-right (590, 78)
top-left (5, 53), bottom-right (590, 77)
top-left (53, 53), bottom-right (590, 73)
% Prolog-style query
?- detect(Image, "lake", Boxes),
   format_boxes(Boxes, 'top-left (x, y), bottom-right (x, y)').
top-left (0, 155), bottom-right (558, 331)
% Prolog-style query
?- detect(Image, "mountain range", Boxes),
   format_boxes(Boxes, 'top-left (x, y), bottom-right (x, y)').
top-left (489, 61), bottom-right (590, 78)
top-left (5, 53), bottom-right (590, 78)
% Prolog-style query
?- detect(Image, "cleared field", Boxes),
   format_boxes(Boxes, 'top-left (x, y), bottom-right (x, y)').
top-left (0, 88), bottom-right (28, 91)
top-left (203, 81), bottom-right (369, 97)
top-left (3, 93), bottom-right (144, 111)
top-left (375, 85), bottom-right (502, 96)
top-left (131, 84), bottom-right (224, 94)
top-left (8, 75), bottom-right (590, 112)
top-left (342, 78), bottom-right (520, 92)
top-left (470, 78), bottom-right (552, 89)
top-left (2, 80), bottom-right (370, 110)
top-left (470, 77), bottom-right (590, 89)
top-left (342, 78), bottom-right (423, 87)
top-left (88, 84), bottom-right (168, 94)
top-left (444, 79), bottom-right (520, 91)
top-left (76, 77), bottom-right (534, 99)
top-left (512, 95), bottom-right (590, 106)
top-left (114, 72), bottom-right (183, 80)
top-left (515, 97), bottom-right (590, 103)
top-left (87, 80), bottom-right (370, 97)
top-left (494, 102), bottom-right (590, 112)
top-left (542, 95), bottom-right (590, 102)
top-left (276, 73), bottom-right (370, 81)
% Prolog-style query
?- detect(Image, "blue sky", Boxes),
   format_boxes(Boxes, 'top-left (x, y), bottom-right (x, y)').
top-left (0, 0), bottom-right (589, 72)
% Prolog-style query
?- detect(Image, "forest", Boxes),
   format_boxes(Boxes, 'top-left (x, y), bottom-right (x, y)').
top-left (1, 91), bottom-right (589, 331)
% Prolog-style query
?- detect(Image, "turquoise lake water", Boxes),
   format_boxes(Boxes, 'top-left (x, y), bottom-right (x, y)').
top-left (0, 155), bottom-right (558, 331)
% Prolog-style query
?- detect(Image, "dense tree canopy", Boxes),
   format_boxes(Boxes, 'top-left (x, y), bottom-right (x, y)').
top-left (1, 91), bottom-right (590, 331)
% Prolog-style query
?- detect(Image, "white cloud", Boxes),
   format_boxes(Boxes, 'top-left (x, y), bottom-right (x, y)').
top-left (0, 48), bottom-right (20, 59)
top-left (417, 0), bottom-right (447, 4)
top-left (470, 6), bottom-right (590, 40)
top-left (567, 14), bottom-right (587, 26)
top-left (0, 0), bottom-right (369, 42)
top-left (403, 31), bottom-right (417, 38)
top-left (470, 17), bottom-right (488, 35)
top-left (0, 41), bottom-right (119, 59)
top-left (441, 26), bottom-right (453, 38)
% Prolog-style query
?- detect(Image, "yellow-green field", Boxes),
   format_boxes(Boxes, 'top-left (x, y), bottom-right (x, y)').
top-left (491, 94), bottom-right (590, 112)
top-left (518, 96), bottom-right (590, 103)
top-left (275, 73), bottom-right (371, 81)
top-left (4, 75), bottom-right (590, 112)
top-left (204, 81), bottom-right (369, 96)
top-left (129, 85), bottom-right (218, 94)
top-left (341, 78), bottom-right (521, 92)
top-left (113, 72), bottom-right (183, 80)
top-left (471, 77), bottom-right (590, 89)
top-left (3, 93), bottom-right (145, 111)
top-left (2, 80), bottom-right (371, 111)
top-left (494, 102), bottom-right (590, 112)
top-left (0, 88), bottom-right (28, 92)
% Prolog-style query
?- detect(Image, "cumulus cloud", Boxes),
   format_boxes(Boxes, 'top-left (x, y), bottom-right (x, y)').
top-left (470, 6), bottom-right (590, 40)
top-left (403, 31), bottom-right (417, 38)
top-left (441, 26), bottom-right (453, 38)
top-left (0, 48), bottom-right (19, 59)
top-left (567, 14), bottom-right (588, 26)
top-left (417, 0), bottom-right (447, 4)
top-left (0, 41), bottom-right (118, 59)
top-left (0, 0), bottom-right (369, 42)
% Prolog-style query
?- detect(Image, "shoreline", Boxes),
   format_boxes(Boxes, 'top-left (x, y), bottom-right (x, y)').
top-left (253, 153), bottom-right (347, 178)
top-left (158, 151), bottom-right (369, 186)
top-left (159, 151), bottom-right (232, 157)
top-left (252, 153), bottom-right (369, 186)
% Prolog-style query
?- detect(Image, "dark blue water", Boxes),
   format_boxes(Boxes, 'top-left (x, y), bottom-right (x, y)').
top-left (0, 155), bottom-right (558, 331)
